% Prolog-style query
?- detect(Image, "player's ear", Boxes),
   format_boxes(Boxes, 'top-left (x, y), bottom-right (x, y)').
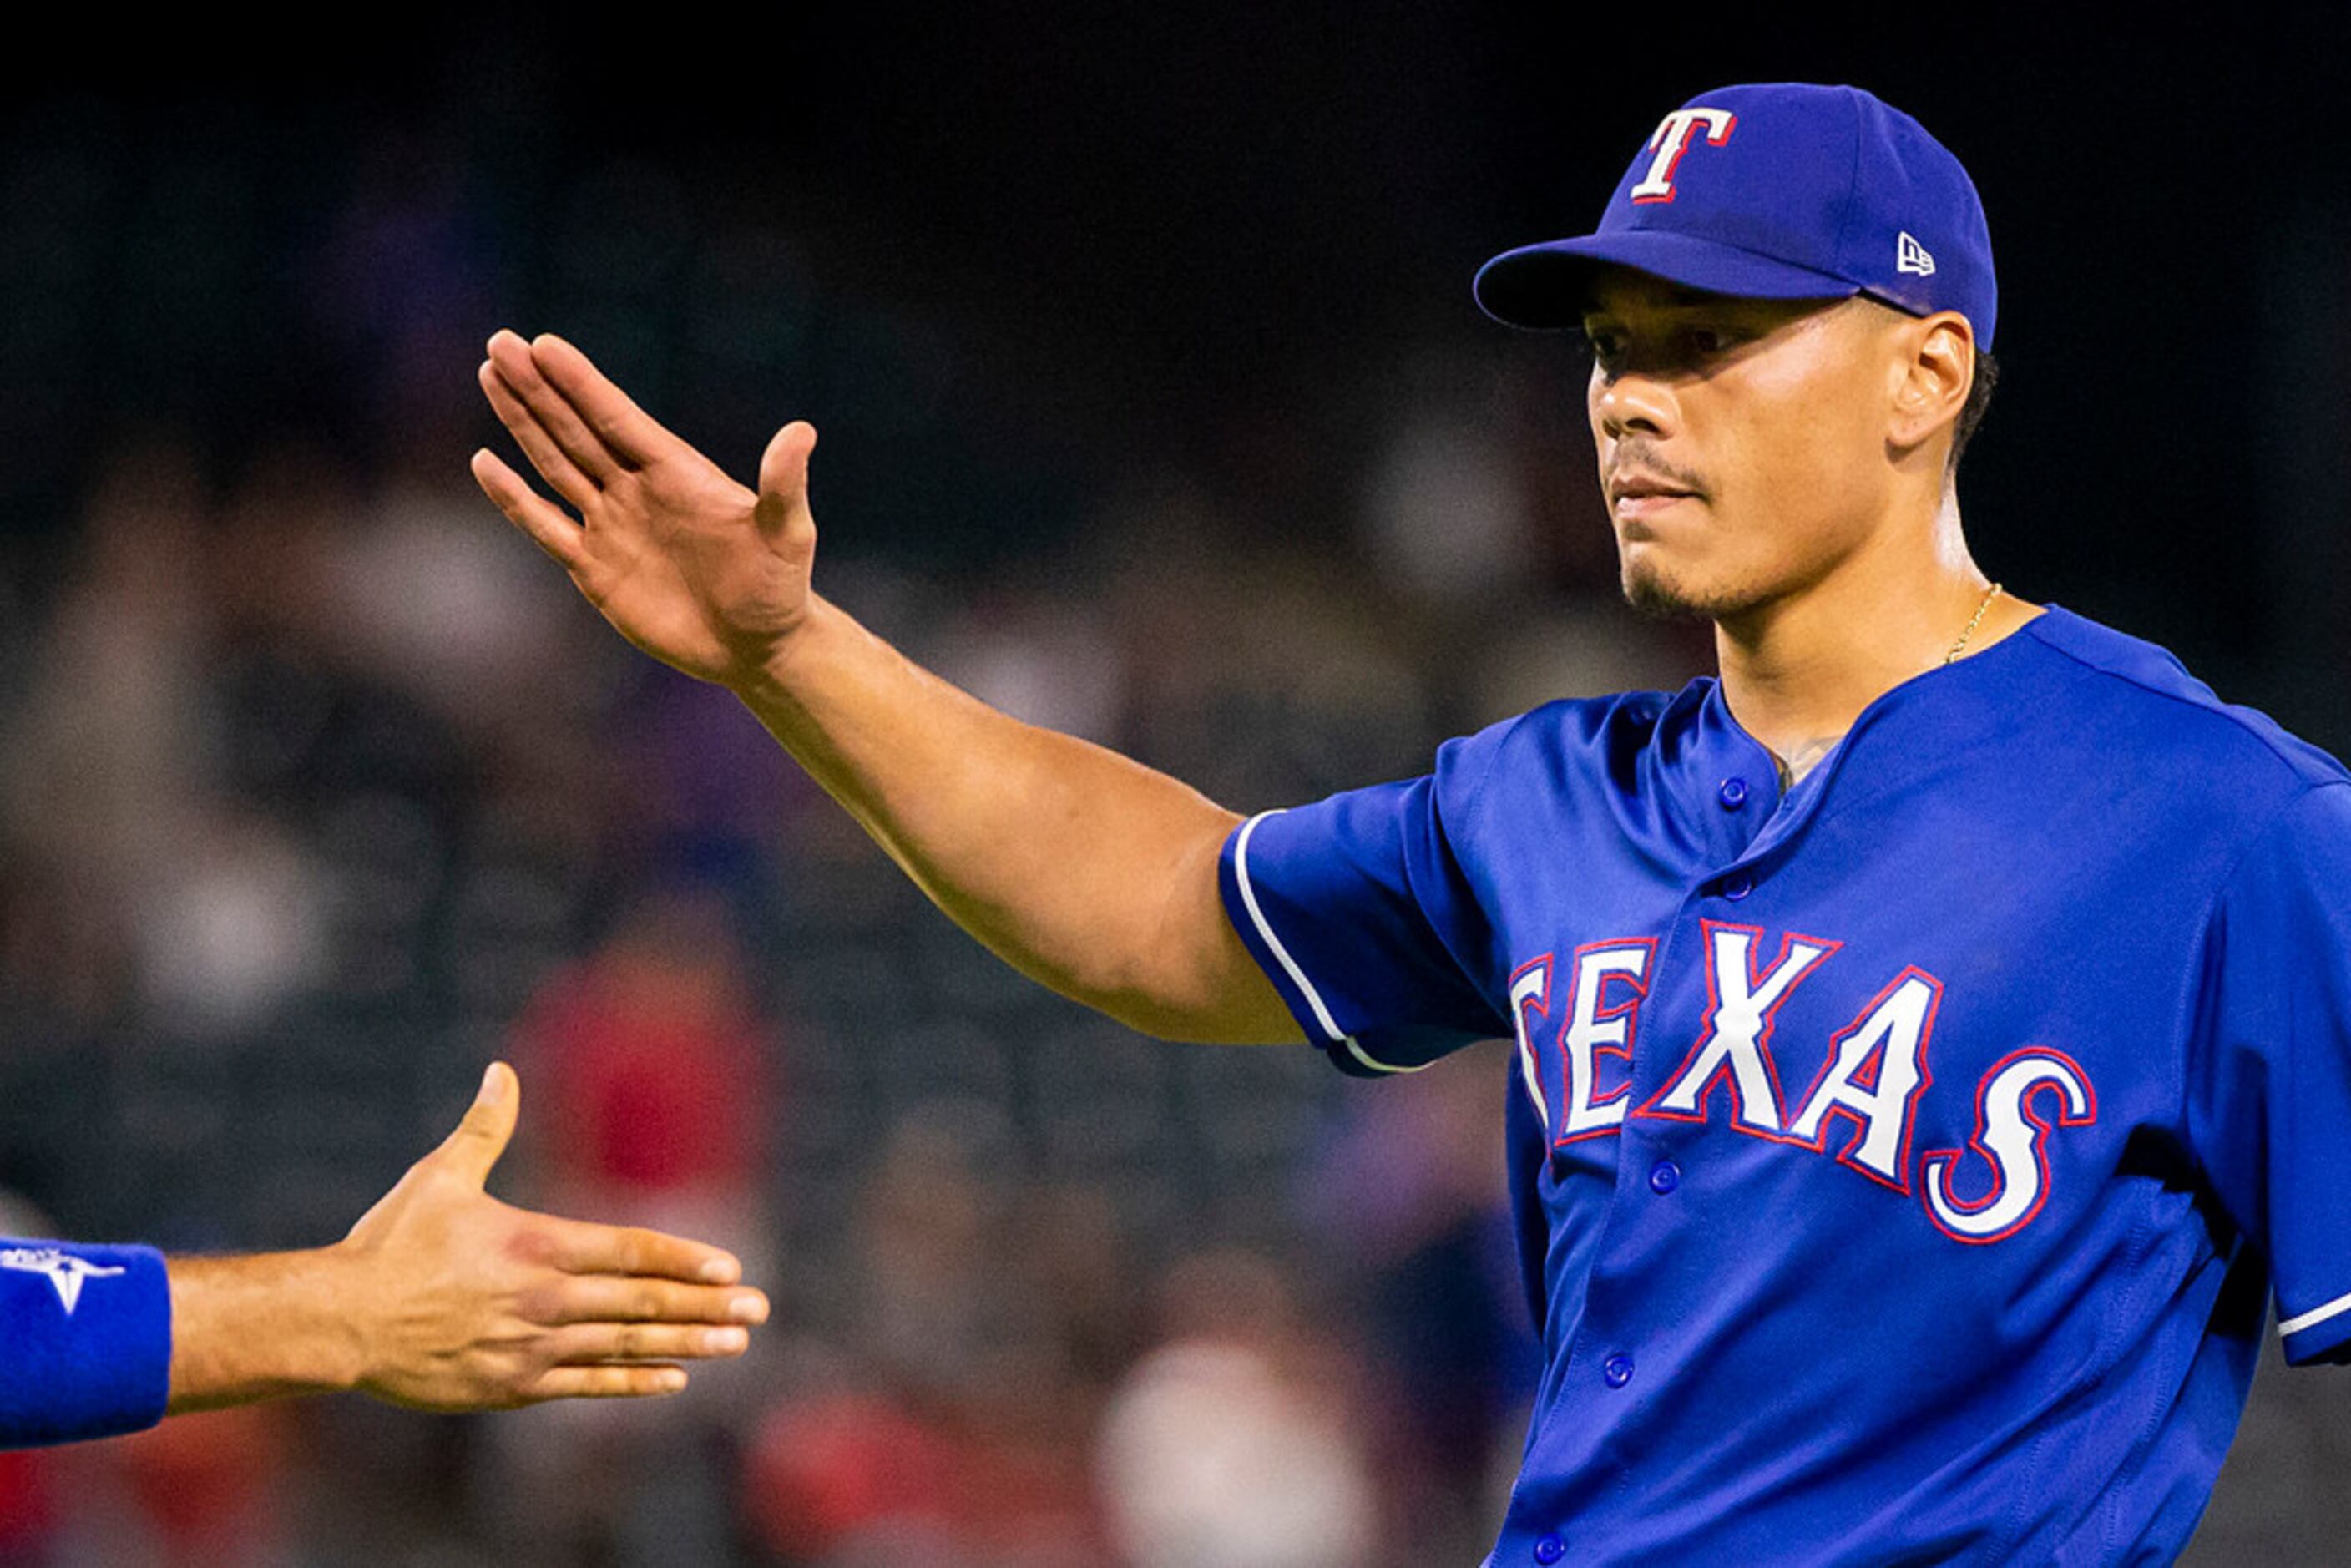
top-left (1880, 310), bottom-right (1974, 460)
top-left (1886, 311), bottom-right (1974, 459)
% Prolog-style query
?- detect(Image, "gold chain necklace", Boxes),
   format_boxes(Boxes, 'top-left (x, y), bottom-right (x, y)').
top-left (1943, 582), bottom-right (2003, 665)
top-left (1772, 582), bottom-right (2008, 791)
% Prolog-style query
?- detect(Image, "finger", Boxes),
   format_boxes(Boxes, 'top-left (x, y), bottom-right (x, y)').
top-left (480, 359), bottom-right (599, 509)
top-left (471, 449), bottom-right (588, 570)
top-left (486, 329), bottom-right (623, 484)
top-left (525, 1364), bottom-right (689, 1401)
top-left (526, 1274), bottom-right (769, 1328)
top-left (543, 1323), bottom-right (751, 1366)
top-left (533, 1215), bottom-right (747, 1284)
top-left (528, 333), bottom-right (675, 469)
top-left (427, 1061), bottom-right (520, 1189)
top-left (754, 421), bottom-right (818, 539)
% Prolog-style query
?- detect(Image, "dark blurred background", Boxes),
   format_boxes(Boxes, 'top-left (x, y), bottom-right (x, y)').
top-left (0, 11), bottom-right (2343, 1565)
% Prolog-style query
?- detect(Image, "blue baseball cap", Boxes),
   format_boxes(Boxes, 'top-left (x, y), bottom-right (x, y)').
top-left (1474, 83), bottom-right (1997, 350)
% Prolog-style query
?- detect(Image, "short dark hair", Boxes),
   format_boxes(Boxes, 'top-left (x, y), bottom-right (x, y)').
top-left (1949, 347), bottom-right (1999, 475)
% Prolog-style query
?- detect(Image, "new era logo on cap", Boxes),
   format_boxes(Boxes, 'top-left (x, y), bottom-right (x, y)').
top-left (1474, 83), bottom-right (1998, 351)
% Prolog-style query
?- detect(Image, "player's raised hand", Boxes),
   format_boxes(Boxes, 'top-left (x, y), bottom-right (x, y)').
top-left (329, 1062), bottom-right (770, 1411)
top-left (472, 330), bottom-right (820, 689)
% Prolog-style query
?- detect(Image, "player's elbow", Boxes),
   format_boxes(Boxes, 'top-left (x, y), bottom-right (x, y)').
top-left (1081, 914), bottom-right (1306, 1048)
top-left (1090, 974), bottom-right (1306, 1047)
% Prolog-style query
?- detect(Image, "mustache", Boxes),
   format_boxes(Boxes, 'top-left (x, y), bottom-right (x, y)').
top-left (1606, 441), bottom-right (1707, 497)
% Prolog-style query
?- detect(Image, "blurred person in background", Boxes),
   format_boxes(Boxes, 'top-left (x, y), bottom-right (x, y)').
top-left (742, 1109), bottom-right (1111, 1565)
top-left (0, 438), bottom-right (220, 1034)
top-left (1300, 1039), bottom-right (1539, 1560)
top-left (487, 887), bottom-right (781, 1561)
top-left (512, 887), bottom-right (777, 1301)
top-left (1095, 1249), bottom-right (1378, 1568)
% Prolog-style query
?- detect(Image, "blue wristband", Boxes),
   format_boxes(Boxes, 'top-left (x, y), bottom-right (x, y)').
top-left (0, 1240), bottom-right (172, 1447)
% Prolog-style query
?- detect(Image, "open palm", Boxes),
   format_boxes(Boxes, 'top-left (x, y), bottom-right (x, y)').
top-left (472, 330), bottom-right (820, 688)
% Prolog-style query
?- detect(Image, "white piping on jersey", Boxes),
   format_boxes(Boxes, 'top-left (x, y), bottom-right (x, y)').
top-left (1339, 1034), bottom-right (1430, 1074)
top-left (2278, 1286), bottom-right (2351, 1339)
top-left (1232, 810), bottom-right (1427, 1075)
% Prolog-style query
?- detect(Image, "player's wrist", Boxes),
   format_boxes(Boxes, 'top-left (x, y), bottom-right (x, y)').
top-left (317, 1235), bottom-right (433, 1401)
top-left (726, 592), bottom-right (848, 708)
top-left (303, 1242), bottom-right (376, 1395)
top-left (166, 1249), bottom-right (370, 1412)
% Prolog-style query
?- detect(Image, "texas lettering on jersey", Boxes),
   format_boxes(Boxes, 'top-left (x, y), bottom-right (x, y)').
top-left (1509, 919), bottom-right (2100, 1244)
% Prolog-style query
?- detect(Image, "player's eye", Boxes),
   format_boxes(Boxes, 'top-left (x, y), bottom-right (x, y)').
top-left (1577, 327), bottom-right (1625, 371)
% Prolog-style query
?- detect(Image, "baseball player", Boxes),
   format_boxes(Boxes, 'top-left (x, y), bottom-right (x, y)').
top-left (472, 82), bottom-right (2351, 1563)
top-left (1, 1063), bottom-right (769, 1447)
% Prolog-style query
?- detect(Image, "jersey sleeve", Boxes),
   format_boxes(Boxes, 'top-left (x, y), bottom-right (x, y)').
top-left (2187, 781), bottom-right (2351, 1366)
top-left (1218, 719), bottom-right (1517, 1076)
top-left (0, 1240), bottom-right (173, 1447)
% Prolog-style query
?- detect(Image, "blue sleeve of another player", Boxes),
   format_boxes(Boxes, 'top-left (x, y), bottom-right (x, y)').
top-left (0, 1240), bottom-right (173, 1446)
top-left (1218, 721), bottom-right (1515, 1076)
top-left (2187, 781), bottom-right (2351, 1366)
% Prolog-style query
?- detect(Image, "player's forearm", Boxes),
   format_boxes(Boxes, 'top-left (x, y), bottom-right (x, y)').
top-left (166, 1249), bottom-right (364, 1414)
top-left (734, 594), bottom-right (1290, 1042)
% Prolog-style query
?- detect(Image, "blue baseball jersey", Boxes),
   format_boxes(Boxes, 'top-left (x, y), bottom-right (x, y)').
top-left (1218, 604), bottom-right (2351, 1565)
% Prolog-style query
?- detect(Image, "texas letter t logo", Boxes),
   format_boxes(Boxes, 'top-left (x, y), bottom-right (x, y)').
top-left (1629, 108), bottom-right (1737, 204)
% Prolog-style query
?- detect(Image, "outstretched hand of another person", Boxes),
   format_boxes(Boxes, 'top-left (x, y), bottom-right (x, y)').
top-left (472, 330), bottom-right (820, 690)
top-left (167, 1063), bottom-right (771, 1414)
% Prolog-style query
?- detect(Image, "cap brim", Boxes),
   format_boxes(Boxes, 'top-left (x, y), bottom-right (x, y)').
top-left (1474, 230), bottom-right (1860, 329)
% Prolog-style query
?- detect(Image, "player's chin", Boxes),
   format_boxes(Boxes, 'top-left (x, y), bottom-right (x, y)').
top-left (1618, 540), bottom-right (1777, 625)
top-left (1620, 553), bottom-right (1717, 624)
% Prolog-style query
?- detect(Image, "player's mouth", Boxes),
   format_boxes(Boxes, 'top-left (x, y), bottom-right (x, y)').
top-left (1610, 473), bottom-right (1703, 528)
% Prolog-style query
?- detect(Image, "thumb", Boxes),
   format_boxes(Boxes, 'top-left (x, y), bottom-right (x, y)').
top-left (754, 421), bottom-right (817, 536)
top-left (431, 1061), bottom-right (520, 1189)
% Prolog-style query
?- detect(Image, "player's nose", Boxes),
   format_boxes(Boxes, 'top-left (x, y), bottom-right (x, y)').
top-left (1594, 368), bottom-right (1678, 441)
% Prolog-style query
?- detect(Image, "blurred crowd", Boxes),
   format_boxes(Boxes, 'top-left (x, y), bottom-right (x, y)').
top-left (0, 88), bottom-right (2340, 1568)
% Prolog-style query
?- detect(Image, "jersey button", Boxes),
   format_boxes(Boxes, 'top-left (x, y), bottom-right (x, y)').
top-left (1717, 776), bottom-right (1748, 809)
top-left (1722, 873), bottom-right (1753, 900)
top-left (1603, 1353), bottom-right (1635, 1388)
top-left (1648, 1159), bottom-right (1681, 1195)
top-left (1534, 1532), bottom-right (1567, 1565)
